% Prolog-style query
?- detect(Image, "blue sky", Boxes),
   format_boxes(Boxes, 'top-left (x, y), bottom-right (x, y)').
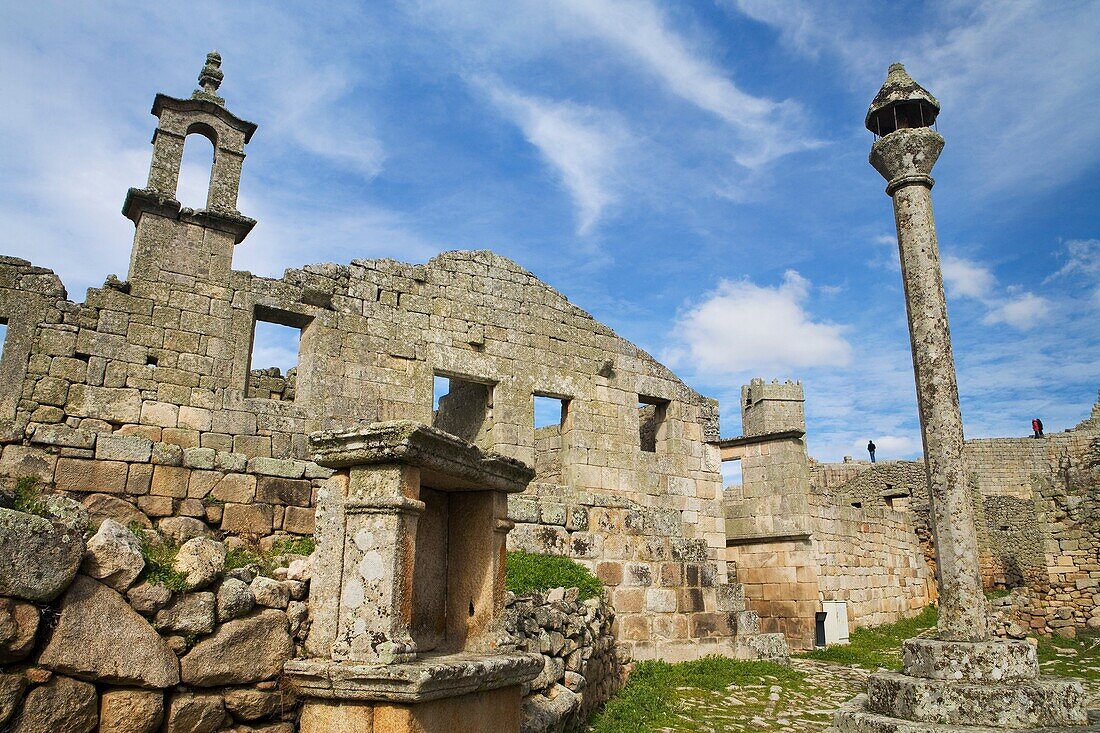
top-left (2, 1), bottom-right (1097, 466)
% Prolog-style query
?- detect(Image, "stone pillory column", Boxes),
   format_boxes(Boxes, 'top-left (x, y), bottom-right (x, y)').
top-left (284, 421), bottom-right (542, 733)
top-left (832, 63), bottom-right (1090, 732)
top-left (870, 62), bottom-right (986, 644)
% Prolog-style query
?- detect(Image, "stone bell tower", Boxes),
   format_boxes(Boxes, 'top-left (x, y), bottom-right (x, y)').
top-left (123, 52), bottom-right (256, 286)
top-left (832, 63), bottom-right (1090, 733)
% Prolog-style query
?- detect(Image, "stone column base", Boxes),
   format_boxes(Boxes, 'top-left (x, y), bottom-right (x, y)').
top-left (832, 638), bottom-right (1092, 731)
top-left (833, 695), bottom-right (1100, 733)
top-left (300, 685), bottom-right (523, 733)
top-left (287, 652), bottom-right (543, 733)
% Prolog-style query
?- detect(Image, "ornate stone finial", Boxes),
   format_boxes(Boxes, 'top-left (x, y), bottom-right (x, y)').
top-left (865, 62), bottom-right (940, 135)
top-left (193, 51), bottom-right (225, 106)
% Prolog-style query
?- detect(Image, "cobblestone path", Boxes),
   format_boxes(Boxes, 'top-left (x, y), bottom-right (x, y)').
top-left (650, 653), bottom-right (1100, 732)
top-left (651, 659), bottom-right (867, 732)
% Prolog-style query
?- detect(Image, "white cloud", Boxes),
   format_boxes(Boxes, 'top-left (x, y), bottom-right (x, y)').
top-left (479, 80), bottom-right (629, 234)
top-left (1046, 238), bottom-right (1100, 282)
top-left (981, 292), bottom-right (1050, 330)
top-left (729, 0), bottom-right (1100, 194)
top-left (942, 255), bottom-right (994, 299)
top-left (665, 270), bottom-right (851, 377)
top-left (855, 434), bottom-right (921, 460)
top-left (553, 0), bottom-right (820, 168)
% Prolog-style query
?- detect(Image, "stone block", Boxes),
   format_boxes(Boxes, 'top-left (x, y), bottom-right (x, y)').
top-left (67, 385), bottom-right (142, 423)
top-left (283, 506), bottom-right (316, 535)
top-left (182, 448), bottom-right (216, 470)
top-left (0, 445), bottom-right (56, 483)
top-left (151, 465), bottom-right (190, 498)
top-left (901, 638), bottom-right (1038, 682)
top-left (249, 457), bottom-right (305, 479)
top-left (256, 477), bottom-right (312, 506)
top-left (645, 588), bottom-right (678, 613)
top-left (208, 473), bottom-right (256, 504)
top-left (221, 503), bottom-right (274, 535)
top-left (96, 434), bottom-right (153, 463)
top-left (596, 562), bottom-right (623, 586)
top-left (55, 458), bottom-right (128, 494)
top-left (177, 406), bottom-right (212, 432)
top-left (140, 401), bottom-right (178, 428)
top-left (137, 495), bottom-right (174, 518)
top-left (161, 428), bottom-right (199, 449)
top-left (151, 442), bottom-right (183, 466)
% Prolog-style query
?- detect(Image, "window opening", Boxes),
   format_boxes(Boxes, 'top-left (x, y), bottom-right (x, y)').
top-left (247, 308), bottom-right (307, 401)
top-left (721, 458), bottom-right (743, 489)
top-left (176, 133), bottom-right (215, 209)
top-left (638, 395), bottom-right (669, 453)
top-left (533, 394), bottom-right (570, 483)
top-left (432, 374), bottom-right (494, 451)
top-left (0, 318), bottom-right (7, 361)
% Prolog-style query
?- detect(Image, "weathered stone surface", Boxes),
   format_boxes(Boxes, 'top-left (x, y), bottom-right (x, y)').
top-left (0, 598), bottom-right (39, 663)
top-left (180, 610), bottom-right (293, 686)
top-left (901, 638), bottom-right (1038, 682)
top-left (0, 672), bottom-right (28, 725)
top-left (81, 518), bottom-right (145, 591)
top-left (40, 495), bottom-right (89, 533)
top-left (250, 575), bottom-right (290, 609)
top-left (154, 592), bottom-right (216, 636)
top-left (83, 493), bottom-right (151, 528)
top-left (223, 687), bottom-right (280, 720)
top-left (38, 575), bottom-right (180, 688)
top-left (172, 537), bottom-right (225, 590)
top-left (158, 516), bottom-right (213, 545)
top-left (165, 692), bottom-right (226, 733)
top-left (127, 580), bottom-right (174, 615)
top-left (10, 675), bottom-right (97, 733)
top-left (866, 670), bottom-right (1088, 728)
top-left (0, 507), bottom-right (84, 601)
top-left (215, 577), bottom-right (254, 622)
top-left (99, 688), bottom-right (164, 733)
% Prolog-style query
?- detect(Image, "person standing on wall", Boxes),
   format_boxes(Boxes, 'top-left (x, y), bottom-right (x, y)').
top-left (1032, 418), bottom-right (1043, 438)
top-left (867, 440), bottom-right (876, 463)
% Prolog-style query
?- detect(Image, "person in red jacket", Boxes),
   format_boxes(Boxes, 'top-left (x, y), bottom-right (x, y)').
top-left (1031, 418), bottom-right (1043, 438)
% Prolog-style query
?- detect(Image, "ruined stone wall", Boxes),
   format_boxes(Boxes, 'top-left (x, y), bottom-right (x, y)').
top-left (508, 482), bottom-right (786, 663)
top-left (809, 496), bottom-right (936, 629)
top-left (0, 242), bottom-right (744, 666)
top-left (820, 426), bottom-right (1100, 635)
top-left (0, 246), bottom-right (727, 554)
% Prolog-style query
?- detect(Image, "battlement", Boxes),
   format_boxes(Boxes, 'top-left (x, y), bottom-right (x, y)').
top-left (741, 378), bottom-right (805, 437)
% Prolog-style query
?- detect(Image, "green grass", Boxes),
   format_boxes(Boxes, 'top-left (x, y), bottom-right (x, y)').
top-left (225, 536), bottom-right (315, 575)
top-left (131, 527), bottom-right (189, 592)
top-left (588, 656), bottom-right (805, 733)
top-left (270, 536), bottom-right (315, 556)
top-left (505, 550), bottom-right (603, 601)
top-left (1037, 630), bottom-right (1100, 681)
top-left (12, 476), bottom-right (48, 517)
top-left (798, 606), bottom-right (939, 670)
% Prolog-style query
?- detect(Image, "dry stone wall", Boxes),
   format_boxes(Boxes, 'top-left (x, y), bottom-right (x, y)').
top-left (504, 588), bottom-right (623, 733)
top-left (0, 497), bottom-right (310, 733)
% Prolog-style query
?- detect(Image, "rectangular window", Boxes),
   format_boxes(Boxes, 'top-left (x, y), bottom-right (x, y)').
top-left (432, 373), bottom-right (494, 451)
top-left (533, 394), bottom-right (571, 483)
top-left (721, 458), bottom-right (743, 488)
top-left (0, 318), bottom-right (7, 361)
top-left (247, 307), bottom-right (309, 401)
top-left (638, 395), bottom-right (669, 452)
